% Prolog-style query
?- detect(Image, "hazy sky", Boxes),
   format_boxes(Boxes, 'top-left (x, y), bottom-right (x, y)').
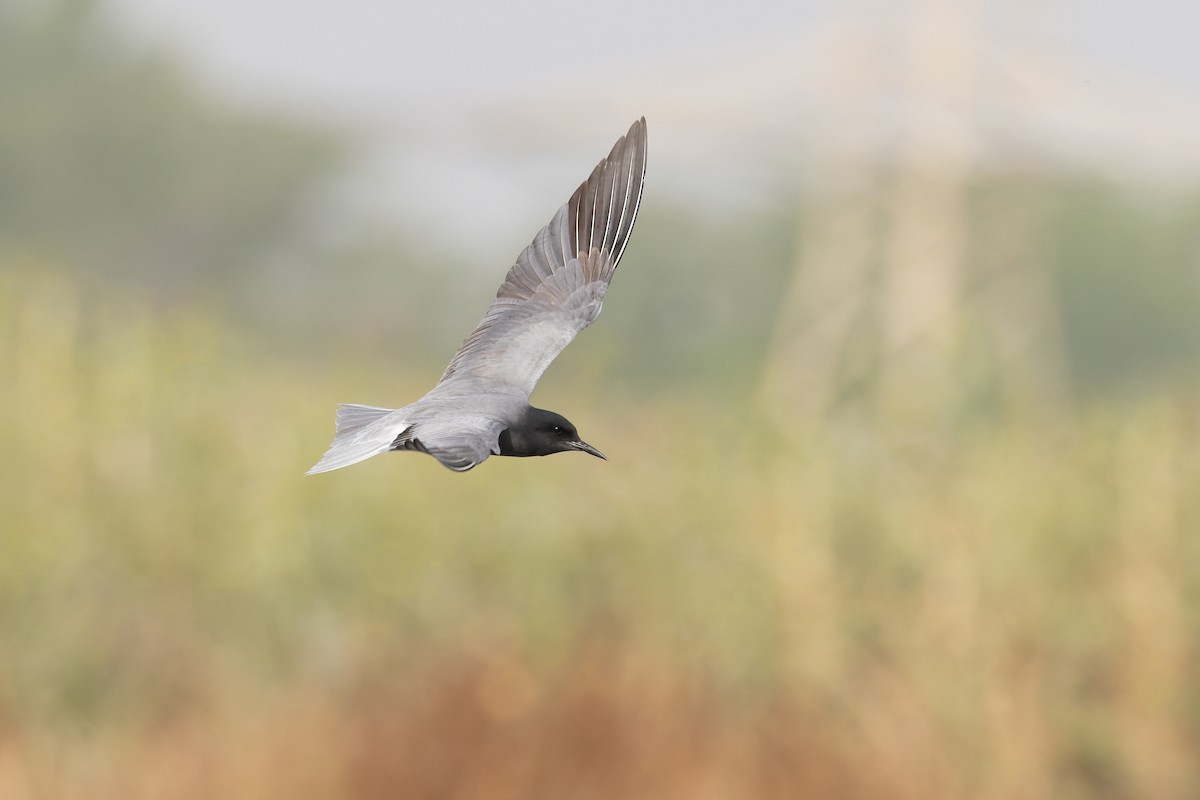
top-left (99, 0), bottom-right (1200, 254)
top-left (103, 0), bottom-right (833, 113)
top-left (103, 0), bottom-right (1200, 113)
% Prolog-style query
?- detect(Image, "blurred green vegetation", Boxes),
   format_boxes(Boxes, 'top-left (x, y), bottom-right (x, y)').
top-left (2, 2), bottom-right (1200, 798)
top-left (0, 0), bottom-right (345, 302)
top-left (2, 264), bottom-right (1197, 797)
top-left (1053, 182), bottom-right (1200, 395)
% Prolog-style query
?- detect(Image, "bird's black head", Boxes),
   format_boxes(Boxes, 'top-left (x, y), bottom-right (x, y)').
top-left (497, 407), bottom-right (606, 461)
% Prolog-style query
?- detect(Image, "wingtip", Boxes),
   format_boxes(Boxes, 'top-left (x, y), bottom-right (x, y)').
top-left (626, 117), bottom-right (647, 146)
top-left (607, 118), bottom-right (646, 158)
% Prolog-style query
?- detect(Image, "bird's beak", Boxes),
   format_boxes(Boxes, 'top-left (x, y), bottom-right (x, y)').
top-left (569, 440), bottom-right (607, 460)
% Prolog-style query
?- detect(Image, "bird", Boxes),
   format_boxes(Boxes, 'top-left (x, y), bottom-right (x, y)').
top-left (307, 117), bottom-right (647, 475)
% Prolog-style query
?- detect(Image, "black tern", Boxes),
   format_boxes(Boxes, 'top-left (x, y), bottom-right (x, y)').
top-left (307, 118), bottom-right (647, 474)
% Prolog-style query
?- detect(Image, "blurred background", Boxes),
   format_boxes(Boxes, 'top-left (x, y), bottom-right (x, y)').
top-left (2, 0), bottom-right (1200, 796)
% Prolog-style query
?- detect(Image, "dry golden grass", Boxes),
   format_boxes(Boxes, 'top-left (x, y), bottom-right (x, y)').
top-left (0, 265), bottom-right (1197, 798)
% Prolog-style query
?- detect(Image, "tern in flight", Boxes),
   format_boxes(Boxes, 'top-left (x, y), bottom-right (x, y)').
top-left (308, 118), bottom-right (647, 474)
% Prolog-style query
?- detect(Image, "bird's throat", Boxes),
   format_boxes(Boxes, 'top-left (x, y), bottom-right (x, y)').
top-left (496, 427), bottom-right (521, 457)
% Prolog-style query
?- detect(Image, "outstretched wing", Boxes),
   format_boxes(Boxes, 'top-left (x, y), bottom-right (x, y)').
top-left (435, 117), bottom-right (647, 399)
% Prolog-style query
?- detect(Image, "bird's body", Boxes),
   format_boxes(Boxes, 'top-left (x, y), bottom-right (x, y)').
top-left (307, 118), bottom-right (647, 475)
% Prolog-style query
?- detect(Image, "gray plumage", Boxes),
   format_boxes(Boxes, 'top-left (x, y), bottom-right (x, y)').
top-left (307, 118), bottom-right (647, 475)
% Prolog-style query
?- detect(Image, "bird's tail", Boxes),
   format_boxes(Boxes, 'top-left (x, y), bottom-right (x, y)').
top-left (306, 404), bottom-right (408, 475)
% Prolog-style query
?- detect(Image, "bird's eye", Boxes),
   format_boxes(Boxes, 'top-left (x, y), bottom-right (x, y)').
top-left (552, 425), bottom-right (564, 434)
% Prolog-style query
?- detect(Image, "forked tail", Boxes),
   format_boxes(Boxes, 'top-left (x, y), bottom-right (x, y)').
top-left (306, 404), bottom-right (408, 475)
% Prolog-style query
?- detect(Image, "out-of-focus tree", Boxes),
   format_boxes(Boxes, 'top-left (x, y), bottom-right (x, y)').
top-left (1053, 182), bottom-right (1200, 397)
top-left (0, 0), bottom-right (345, 300)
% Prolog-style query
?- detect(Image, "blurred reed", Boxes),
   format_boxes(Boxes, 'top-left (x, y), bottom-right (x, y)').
top-left (0, 263), bottom-right (1197, 798)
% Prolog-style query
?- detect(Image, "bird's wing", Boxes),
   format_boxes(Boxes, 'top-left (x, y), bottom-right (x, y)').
top-left (434, 117), bottom-right (647, 399)
top-left (393, 414), bottom-right (506, 472)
